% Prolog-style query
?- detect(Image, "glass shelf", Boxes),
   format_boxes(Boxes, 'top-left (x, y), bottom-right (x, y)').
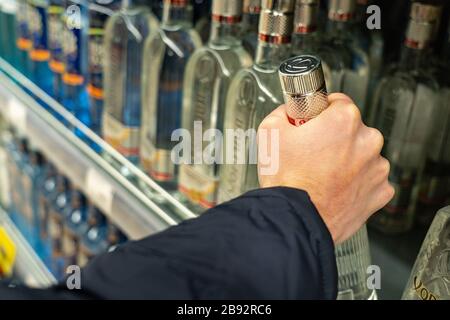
top-left (0, 207), bottom-right (56, 288)
top-left (0, 57), bottom-right (198, 241)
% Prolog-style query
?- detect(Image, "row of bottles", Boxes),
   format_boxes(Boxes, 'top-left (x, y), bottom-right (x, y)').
top-left (3, 131), bottom-right (127, 280)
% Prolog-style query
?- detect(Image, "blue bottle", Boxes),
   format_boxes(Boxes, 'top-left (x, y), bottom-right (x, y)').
top-left (28, 0), bottom-right (53, 95)
top-left (77, 204), bottom-right (107, 267)
top-left (61, 0), bottom-right (90, 126)
top-left (21, 146), bottom-right (46, 252)
top-left (0, 1), bottom-right (18, 65)
top-left (47, 0), bottom-right (65, 101)
top-left (47, 174), bottom-right (71, 280)
top-left (15, 0), bottom-right (32, 76)
top-left (87, 0), bottom-right (121, 137)
top-left (62, 189), bottom-right (87, 268)
top-left (102, 0), bottom-right (158, 164)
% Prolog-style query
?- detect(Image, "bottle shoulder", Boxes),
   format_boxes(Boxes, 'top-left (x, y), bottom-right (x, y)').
top-left (188, 44), bottom-right (253, 72)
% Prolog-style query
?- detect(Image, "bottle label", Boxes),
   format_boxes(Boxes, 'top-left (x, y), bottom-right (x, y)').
top-left (48, 5), bottom-right (65, 73)
top-left (16, 2), bottom-right (31, 50)
top-left (88, 28), bottom-right (105, 100)
top-left (28, 4), bottom-right (50, 61)
top-left (103, 113), bottom-right (140, 159)
top-left (48, 209), bottom-right (63, 255)
top-left (141, 137), bottom-right (175, 182)
top-left (179, 165), bottom-right (219, 209)
top-left (62, 226), bottom-right (79, 266)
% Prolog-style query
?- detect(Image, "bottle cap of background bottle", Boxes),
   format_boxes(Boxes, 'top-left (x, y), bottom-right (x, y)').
top-left (258, 0), bottom-right (295, 44)
top-left (410, 2), bottom-right (442, 23)
top-left (243, 0), bottom-right (262, 14)
top-left (294, 0), bottom-right (319, 34)
top-left (279, 55), bottom-right (328, 126)
top-left (328, 0), bottom-right (356, 21)
top-left (212, 0), bottom-right (243, 23)
top-left (405, 3), bottom-right (442, 49)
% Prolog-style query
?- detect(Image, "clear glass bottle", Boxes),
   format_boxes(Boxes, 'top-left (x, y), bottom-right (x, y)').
top-left (179, 0), bottom-right (252, 212)
top-left (140, 0), bottom-right (202, 191)
top-left (47, 174), bottom-right (72, 280)
top-left (402, 206), bottom-right (450, 300)
top-left (87, 0), bottom-right (121, 137)
top-left (61, 0), bottom-right (90, 126)
top-left (241, 0), bottom-right (260, 57)
top-left (369, 3), bottom-right (441, 234)
top-left (28, 0), bottom-right (53, 95)
top-left (0, 0), bottom-right (18, 65)
top-left (47, 0), bottom-right (65, 101)
top-left (77, 204), bottom-right (108, 267)
top-left (292, 0), bottom-right (346, 94)
top-left (415, 24), bottom-right (450, 227)
top-left (15, 0), bottom-right (32, 76)
top-left (63, 189), bottom-right (87, 268)
top-left (326, 0), bottom-right (370, 114)
top-left (102, 0), bottom-right (159, 164)
top-left (217, 0), bottom-right (294, 204)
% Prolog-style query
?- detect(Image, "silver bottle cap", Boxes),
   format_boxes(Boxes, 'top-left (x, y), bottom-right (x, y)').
top-left (294, 0), bottom-right (319, 34)
top-left (212, 0), bottom-right (243, 23)
top-left (405, 3), bottom-right (442, 49)
top-left (279, 55), bottom-right (328, 126)
top-left (243, 0), bottom-right (261, 14)
top-left (258, 0), bottom-right (295, 43)
top-left (328, 0), bottom-right (356, 22)
top-left (410, 2), bottom-right (442, 23)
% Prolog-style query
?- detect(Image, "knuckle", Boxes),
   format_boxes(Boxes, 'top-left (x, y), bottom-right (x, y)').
top-left (370, 128), bottom-right (384, 152)
top-left (379, 157), bottom-right (391, 179)
top-left (345, 104), bottom-right (362, 123)
top-left (258, 115), bottom-right (281, 131)
top-left (383, 183), bottom-right (395, 202)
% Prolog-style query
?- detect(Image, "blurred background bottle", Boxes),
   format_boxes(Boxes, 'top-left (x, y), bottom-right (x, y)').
top-left (179, 0), bottom-right (252, 212)
top-left (47, 0), bottom-right (65, 101)
top-left (140, 0), bottom-right (202, 191)
top-left (241, 0), bottom-right (261, 57)
top-left (102, 0), bottom-right (159, 165)
top-left (15, 0), bottom-right (32, 76)
top-left (369, 2), bottom-right (441, 234)
top-left (0, 0), bottom-right (18, 66)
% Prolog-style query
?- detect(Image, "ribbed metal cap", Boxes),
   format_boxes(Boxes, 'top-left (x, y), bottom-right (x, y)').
top-left (212, 0), bottom-right (243, 21)
top-left (328, 0), bottom-right (356, 21)
top-left (279, 55), bottom-right (328, 125)
top-left (243, 0), bottom-right (261, 14)
top-left (294, 0), bottom-right (319, 34)
top-left (258, 0), bottom-right (295, 43)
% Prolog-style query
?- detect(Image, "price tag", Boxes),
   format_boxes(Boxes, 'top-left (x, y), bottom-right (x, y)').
top-left (0, 226), bottom-right (17, 277)
top-left (8, 97), bottom-right (27, 133)
top-left (85, 168), bottom-right (114, 215)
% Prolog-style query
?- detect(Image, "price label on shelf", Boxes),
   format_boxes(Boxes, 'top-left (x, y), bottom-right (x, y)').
top-left (8, 97), bottom-right (27, 133)
top-left (85, 168), bottom-right (114, 215)
top-left (0, 226), bottom-right (17, 277)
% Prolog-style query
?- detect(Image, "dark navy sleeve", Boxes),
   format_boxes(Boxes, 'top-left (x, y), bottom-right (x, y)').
top-left (0, 187), bottom-right (337, 300)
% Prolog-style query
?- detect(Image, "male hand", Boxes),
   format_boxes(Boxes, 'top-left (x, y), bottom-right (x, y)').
top-left (257, 93), bottom-right (394, 244)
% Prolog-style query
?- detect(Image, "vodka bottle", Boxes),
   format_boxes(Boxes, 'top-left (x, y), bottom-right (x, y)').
top-left (87, 1), bottom-right (121, 136)
top-left (102, 0), bottom-right (158, 164)
top-left (140, 0), bottom-right (201, 190)
top-left (369, 3), bottom-right (441, 234)
top-left (47, 0), bottom-right (65, 101)
top-left (0, 0), bottom-right (18, 65)
top-left (63, 189), bottom-right (87, 267)
top-left (61, 0), bottom-right (90, 125)
top-left (241, 0), bottom-right (260, 57)
top-left (15, 0), bottom-right (32, 76)
top-left (292, 0), bottom-right (345, 94)
top-left (402, 206), bottom-right (450, 300)
top-left (217, 0), bottom-right (294, 204)
top-left (179, 0), bottom-right (252, 211)
top-left (415, 24), bottom-right (450, 227)
top-left (326, 0), bottom-right (370, 114)
top-left (28, 0), bottom-right (53, 95)
top-left (279, 55), bottom-right (375, 300)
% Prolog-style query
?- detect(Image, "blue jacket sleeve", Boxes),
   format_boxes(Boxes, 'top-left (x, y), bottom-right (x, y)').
top-left (0, 187), bottom-right (337, 299)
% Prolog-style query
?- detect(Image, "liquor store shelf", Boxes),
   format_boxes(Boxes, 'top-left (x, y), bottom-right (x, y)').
top-left (0, 207), bottom-right (56, 287)
top-left (0, 58), bottom-right (197, 241)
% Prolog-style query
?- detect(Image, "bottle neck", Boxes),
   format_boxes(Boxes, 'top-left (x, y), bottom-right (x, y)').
top-left (242, 12), bottom-right (259, 34)
top-left (162, 4), bottom-right (193, 28)
top-left (209, 20), bottom-right (241, 46)
top-left (327, 19), bottom-right (353, 36)
top-left (254, 40), bottom-right (290, 70)
top-left (399, 46), bottom-right (426, 69)
top-left (293, 31), bottom-right (318, 54)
